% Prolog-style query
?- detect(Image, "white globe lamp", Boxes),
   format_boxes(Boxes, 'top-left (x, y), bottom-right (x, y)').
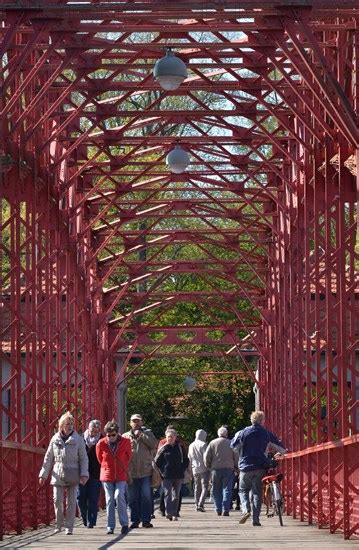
top-left (166, 145), bottom-right (190, 174)
top-left (184, 376), bottom-right (196, 392)
top-left (153, 49), bottom-right (187, 91)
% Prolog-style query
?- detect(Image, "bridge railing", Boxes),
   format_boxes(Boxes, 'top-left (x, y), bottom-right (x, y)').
top-left (0, 441), bottom-right (53, 540)
top-left (283, 434), bottom-right (359, 539)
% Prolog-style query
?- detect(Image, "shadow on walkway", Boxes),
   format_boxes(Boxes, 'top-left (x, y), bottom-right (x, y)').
top-left (1, 499), bottom-right (357, 549)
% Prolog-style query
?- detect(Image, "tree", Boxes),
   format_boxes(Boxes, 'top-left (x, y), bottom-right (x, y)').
top-left (126, 356), bottom-right (255, 443)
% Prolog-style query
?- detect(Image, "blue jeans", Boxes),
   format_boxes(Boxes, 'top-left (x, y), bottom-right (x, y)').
top-left (211, 468), bottom-right (233, 513)
top-left (239, 469), bottom-right (266, 523)
top-left (127, 476), bottom-right (152, 524)
top-left (102, 481), bottom-right (128, 530)
top-left (77, 477), bottom-right (101, 527)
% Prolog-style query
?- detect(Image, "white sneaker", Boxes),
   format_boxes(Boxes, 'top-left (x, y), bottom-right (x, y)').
top-left (65, 528), bottom-right (73, 535)
top-left (53, 528), bottom-right (61, 534)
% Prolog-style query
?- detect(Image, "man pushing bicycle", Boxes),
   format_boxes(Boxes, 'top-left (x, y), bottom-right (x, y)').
top-left (230, 411), bottom-right (287, 527)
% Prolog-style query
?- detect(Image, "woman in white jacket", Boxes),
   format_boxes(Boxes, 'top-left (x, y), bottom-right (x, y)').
top-left (39, 412), bottom-right (89, 534)
top-left (188, 429), bottom-right (210, 512)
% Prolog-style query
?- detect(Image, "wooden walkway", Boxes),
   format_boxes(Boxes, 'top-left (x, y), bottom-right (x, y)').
top-left (1, 499), bottom-right (357, 550)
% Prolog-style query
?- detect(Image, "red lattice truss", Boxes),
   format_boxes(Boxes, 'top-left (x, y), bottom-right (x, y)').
top-left (0, 0), bottom-right (358, 540)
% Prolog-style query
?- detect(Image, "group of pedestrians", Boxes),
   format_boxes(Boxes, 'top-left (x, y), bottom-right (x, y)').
top-left (39, 412), bottom-right (156, 535)
top-left (188, 412), bottom-right (286, 527)
top-left (38, 409), bottom-right (285, 535)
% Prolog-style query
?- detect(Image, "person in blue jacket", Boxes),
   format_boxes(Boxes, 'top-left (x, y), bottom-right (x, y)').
top-left (230, 411), bottom-right (286, 527)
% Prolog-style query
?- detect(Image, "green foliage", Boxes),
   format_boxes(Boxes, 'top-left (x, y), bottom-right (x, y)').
top-left (0, 199), bottom-right (28, 283)
top-left (0, 198), bottom-right (11, 280)
top-left (127, 372), bottom-right (184, 439)
top-left (126, 357), bottom-right (255, 443)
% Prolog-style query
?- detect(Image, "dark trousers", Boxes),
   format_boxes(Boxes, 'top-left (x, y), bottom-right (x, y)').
top-left (77, 477), bottom-right (102, 527)
top-left (160, 487), bottom-right (182, 515)
top-left (162, 478), bottom-right (182, 517)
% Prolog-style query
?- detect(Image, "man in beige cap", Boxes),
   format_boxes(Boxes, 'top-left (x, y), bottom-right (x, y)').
top-left (123, 414), bottom-right (158, 529)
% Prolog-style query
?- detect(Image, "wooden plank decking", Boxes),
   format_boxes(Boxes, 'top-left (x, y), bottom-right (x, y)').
top-left (1, 499), bottom-right (357, 550)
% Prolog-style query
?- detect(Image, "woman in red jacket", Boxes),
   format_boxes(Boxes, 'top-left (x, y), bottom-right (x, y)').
top-left (96, 420), bottom-right (132, 535)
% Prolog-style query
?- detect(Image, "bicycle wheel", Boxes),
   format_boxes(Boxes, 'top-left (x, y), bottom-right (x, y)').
top-left (275, 499), bottom-right (283, 526)
top-left (272, 482), bottom-right (284, 526)
top-left (264, 483), bottom-right (273, 517)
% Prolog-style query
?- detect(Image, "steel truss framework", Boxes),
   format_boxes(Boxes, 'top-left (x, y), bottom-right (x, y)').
top-left (0, 0), bottom-right (358, 539)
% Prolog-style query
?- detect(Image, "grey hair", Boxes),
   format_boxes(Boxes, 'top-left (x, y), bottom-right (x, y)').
top-left (165, 428), bottom-right (177, 438)
top-left (217, 426), bottom-right (228, 438)
top-left (250, 410), bottom-right (265, 425)
top-left (89, 419), bottom-right (101, 429)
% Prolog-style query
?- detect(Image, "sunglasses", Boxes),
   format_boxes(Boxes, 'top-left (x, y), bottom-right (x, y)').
top-left (107, 432), bottom-right (118, 437)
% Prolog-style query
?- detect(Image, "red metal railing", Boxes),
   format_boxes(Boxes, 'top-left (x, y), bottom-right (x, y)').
top-left (0, 442), bottom-right (51, 539)
top-left (283, 436), bottom-right (359, 539)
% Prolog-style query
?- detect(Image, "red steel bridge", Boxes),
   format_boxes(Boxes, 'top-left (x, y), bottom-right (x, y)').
top-left (0, 0), bottom-right (358, 540)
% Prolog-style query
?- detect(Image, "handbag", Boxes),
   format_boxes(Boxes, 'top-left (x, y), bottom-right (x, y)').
top-left (62, 467), bottom-right (80, 485)
top-left (151, 466), bottom-right (162, 488)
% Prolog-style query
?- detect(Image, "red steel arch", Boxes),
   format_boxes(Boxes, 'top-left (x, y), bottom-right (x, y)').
top-left (0, 0), bottom-right (358, 539)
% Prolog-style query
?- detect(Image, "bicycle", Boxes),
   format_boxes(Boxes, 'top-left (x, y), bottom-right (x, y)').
top-left (262, 463), bottom-right (284, 526)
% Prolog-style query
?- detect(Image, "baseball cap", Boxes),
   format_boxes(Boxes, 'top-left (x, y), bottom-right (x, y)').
top-left (130, 414), bottom-right (142, 421)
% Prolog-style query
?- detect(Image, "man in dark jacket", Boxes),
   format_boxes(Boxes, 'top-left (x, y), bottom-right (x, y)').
top-left (78, 419), bottom-right (103, 528)
top-left (155, 428), bottom-right (189, 521)
top-left (230, 411), bottom-right (286, 527)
